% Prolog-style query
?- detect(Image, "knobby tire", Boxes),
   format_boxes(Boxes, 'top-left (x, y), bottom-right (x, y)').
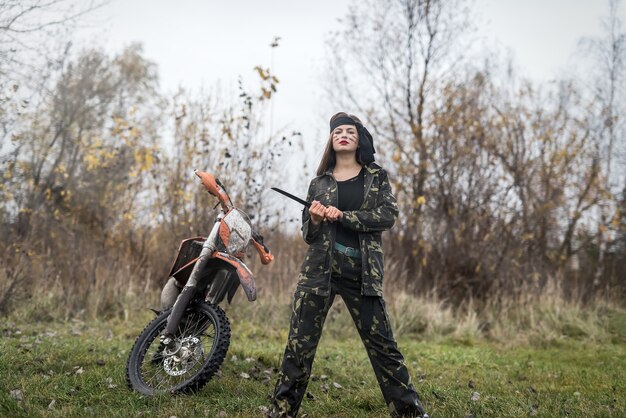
top-left (125, 302), bottom-right (230, 395)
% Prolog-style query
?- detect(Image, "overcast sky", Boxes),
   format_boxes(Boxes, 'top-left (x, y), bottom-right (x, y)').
top-left (79, 0), bottom-right (625, 181)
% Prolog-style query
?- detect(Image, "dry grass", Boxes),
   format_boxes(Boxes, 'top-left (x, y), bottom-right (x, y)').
top-left (11, 275), bottom-right (623, 349)
top-left (2, 227), bottom-right (623, 347)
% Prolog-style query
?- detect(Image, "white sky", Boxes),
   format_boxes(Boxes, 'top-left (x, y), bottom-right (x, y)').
top-left (78, 0), bottom-right (625, 181)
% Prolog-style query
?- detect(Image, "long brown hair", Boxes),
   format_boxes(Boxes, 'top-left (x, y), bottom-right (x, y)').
top-left (316, 112), bottom-right (365, 176)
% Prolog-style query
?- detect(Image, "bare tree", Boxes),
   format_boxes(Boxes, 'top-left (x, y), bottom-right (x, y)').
top-left (325, 0), bottom-right (479, 292)
top-left (325, 0), bottom-right (624, 304)
top-left (0, 0), bottom-right (105, 75)
top-left (578, 0), bottom-right (626, 289)
top-left (0, 44), bottom-right (161, 315)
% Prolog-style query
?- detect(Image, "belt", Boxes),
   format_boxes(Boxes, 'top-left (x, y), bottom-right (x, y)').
top-left (333, 242), bottom-right (361, 258)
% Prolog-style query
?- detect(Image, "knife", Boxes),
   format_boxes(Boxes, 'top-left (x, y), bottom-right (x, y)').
top-left (271, 187), bottom-right (311, 208)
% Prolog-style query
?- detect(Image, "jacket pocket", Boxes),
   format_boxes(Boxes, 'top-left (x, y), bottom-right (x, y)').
top-left (364, 246), bottom-right (384, 296)
top-left (299, 244), bottom-right (328, 277)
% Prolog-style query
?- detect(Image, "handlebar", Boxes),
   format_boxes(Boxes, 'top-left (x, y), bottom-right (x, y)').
top-left (195, 170), bottom-right (273, 265)
top-left (194, 170), bottom-right (232, 212)
top-left (252, 231), bottom-right (273, 265)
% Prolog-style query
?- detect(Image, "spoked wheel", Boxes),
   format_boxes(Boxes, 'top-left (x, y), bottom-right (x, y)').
top-left (126, 302), bottom-right (230, 395)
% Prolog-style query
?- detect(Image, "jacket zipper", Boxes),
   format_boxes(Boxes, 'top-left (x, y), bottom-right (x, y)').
top-left (361, 167), bottom-right (375, 209)
top-left (327, 173), bottom-right (338, 285)
top-left (359, 167), bottom-right (374, 293)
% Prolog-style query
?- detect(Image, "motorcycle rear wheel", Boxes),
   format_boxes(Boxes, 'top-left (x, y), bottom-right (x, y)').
top-left (126, 302), bottom-right (230, 395)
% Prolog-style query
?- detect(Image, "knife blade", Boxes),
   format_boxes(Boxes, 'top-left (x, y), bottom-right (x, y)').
top-left (271, 187), bottom-right (311, 208)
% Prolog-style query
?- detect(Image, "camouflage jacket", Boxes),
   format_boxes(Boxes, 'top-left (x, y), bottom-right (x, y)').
top-left (297, 162), bottom-right (399, 297)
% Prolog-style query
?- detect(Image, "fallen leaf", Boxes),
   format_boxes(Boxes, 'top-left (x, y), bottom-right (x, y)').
top-left (240, 372), bottom-right (250, 379)
top-left (105, 377), bottom-right (117, 389)
top-left (332, 382), bottom-right (342, 389)
top-left (48, 399), bottom-right (56, 410)
top-left (10, 389), bottom-right (23, 400)
top-left (471, 391), bottom-right (480, 401)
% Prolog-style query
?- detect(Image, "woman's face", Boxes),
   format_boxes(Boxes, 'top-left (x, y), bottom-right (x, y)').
top-left (331, 124), bottom-right (359, 154)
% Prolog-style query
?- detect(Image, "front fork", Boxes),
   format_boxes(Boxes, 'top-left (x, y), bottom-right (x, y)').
top-left (160, 217), bottom-right (222, 348)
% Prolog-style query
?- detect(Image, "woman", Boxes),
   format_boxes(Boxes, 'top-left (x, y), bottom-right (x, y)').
top-left (270, 113), bottom-right (429, 418)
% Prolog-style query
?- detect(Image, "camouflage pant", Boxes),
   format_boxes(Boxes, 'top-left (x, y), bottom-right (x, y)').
top-left (271, 249), bottom-right (427, 417)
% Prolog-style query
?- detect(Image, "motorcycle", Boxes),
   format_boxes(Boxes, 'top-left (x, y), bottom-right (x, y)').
top-left (126, 170), bottom-right (273, 395)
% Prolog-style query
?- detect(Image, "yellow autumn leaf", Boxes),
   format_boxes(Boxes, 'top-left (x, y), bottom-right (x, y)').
top-left (611, 208), bottom-right (621, 227)
top-left (84, 153), bottom-right (100, 170)
top-left (143, 151), bottom-right (154, 171)
top-left (416, 195), bottom-right (426, 206)
top-left (254, 66), bottom-right (269, 80)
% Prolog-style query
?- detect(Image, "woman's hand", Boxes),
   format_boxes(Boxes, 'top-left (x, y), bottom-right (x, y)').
top-left (324, 205), bottom-right (343, 222)
top-left (309, 200), bottom-right (327, 225)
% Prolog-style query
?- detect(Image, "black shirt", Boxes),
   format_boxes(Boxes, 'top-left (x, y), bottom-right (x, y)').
top-left (335, 167), bottom-right (364, 249)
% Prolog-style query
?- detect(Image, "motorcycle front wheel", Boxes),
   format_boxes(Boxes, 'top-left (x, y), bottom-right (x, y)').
top-left (126, 301), bottom-right (230, 395)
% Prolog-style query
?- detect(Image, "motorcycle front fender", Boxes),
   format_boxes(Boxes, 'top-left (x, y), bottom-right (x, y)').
top-left (170, 252), bottom-right (257, 303)
top-left (211, 252), bottom-right (257, 302)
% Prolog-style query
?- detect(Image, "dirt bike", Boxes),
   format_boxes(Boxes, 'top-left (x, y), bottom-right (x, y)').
top-left (126, 170), bottom-right (273, 395)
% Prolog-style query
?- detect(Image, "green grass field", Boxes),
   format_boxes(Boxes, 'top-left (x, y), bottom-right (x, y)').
top-left (1, 302), bottom-right (625, 418)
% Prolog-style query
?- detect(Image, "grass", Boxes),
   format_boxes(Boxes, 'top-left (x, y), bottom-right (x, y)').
top-left (1, 298), bottom-right (625, 418)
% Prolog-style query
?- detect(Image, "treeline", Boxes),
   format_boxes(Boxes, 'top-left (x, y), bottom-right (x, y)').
top-left (326, 0), bottom-right (626, 306)
top-left (0, 38), bottom-right (302, 316)
top-left (1, 0), bottom-right (625, 318)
